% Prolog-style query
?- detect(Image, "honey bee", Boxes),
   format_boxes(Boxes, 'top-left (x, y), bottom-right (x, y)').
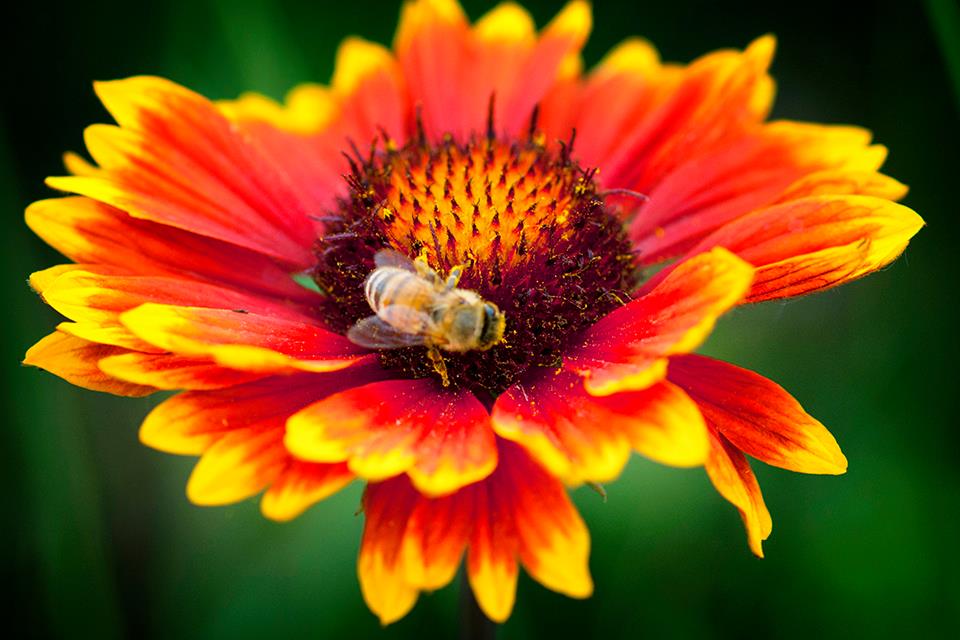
top-left (347, 249), bottom-right (506, 386)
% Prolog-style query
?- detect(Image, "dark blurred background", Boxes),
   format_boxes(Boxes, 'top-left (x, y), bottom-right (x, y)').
top-left (2, 0), bottom-right (957, 637)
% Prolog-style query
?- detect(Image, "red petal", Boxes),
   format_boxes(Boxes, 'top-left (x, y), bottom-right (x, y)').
top-left (600, 36), bottom-right (775, 195)
top-left (119, 304), bottom-right (367, 373)
top-left (98, 352), bottom-right (263, 390)
top-left (286, 379), bottom-right (497, 496)
top-left (329, 37), bottom-right (411, 146)
top-left (261, 461), bottom-right (354, 522)
top-left (32, 265), bottom-right (312, 352)
top-left (497, 2), bottom-right (591, 135)
top-left (141, 368), bottom-right (381, 456)
top-left (23, 331), bottom-right (155, 397)
top-left (630, 122), bottom-right (888, 264)
top-left (142, 371), bottom-right (376, 508)
top-left (358, 479), bottom-right (422, 625)
top-left (685, 194), bottom-right (924, 302)
top-left (565, 248), bottom-right (752, 395)
top-left (26, 197), bottom-right (315, 303)
top-left (775, 168), bottom-right (907, 203)
top-left (46, 77), bottom-right (317, 267)
top-left (394, 0), bottom-right (472, 140)
top-left (466, 471), bottom-right (520, 623)
top-left (357, 440), bottom-right (592, 625)
top-left (492, 369), bottom-right (708, 483)
top-left (400, 486), bottom-right (472, 590)
top-left (669, 355), bottom-right (847, 474)
top-left (395, 0), bottom-right (590, 140)
top-left (705, 429), bottom-right (772, 557)
top-left (186, 426), bottom-right (289, 506)
top-left (543, 37), bottom-right (673, 169)
top-left (471, 441), bottom-right (592, 620)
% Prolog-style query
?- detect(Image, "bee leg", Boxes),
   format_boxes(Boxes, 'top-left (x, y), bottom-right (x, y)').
top-left (444, 265), bottom-right (464, 290)
top-left (414, 253), bottom-right (442, 285)
top-left (426, 345), bottom-right (450, 387)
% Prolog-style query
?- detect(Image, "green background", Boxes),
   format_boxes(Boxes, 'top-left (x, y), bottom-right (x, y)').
top-left (3, 0), bottom-right (958, 637)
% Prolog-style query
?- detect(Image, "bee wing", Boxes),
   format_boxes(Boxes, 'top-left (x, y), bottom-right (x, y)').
top-left (374, 248), bottom-right (441, 284)
top-left (379, 304), bottom-right (435, 331)
top-left (374, 249), bottom-right (417, 272)
top-left (347, 315), bottom-right (428, 349)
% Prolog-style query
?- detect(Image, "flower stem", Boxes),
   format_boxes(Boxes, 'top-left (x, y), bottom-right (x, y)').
top-left (459, 571), bottom-right (496, 640)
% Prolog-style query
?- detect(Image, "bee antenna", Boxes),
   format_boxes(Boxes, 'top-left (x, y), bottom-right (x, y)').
top-left (599, 188), bottom-right (650, 203)
top-left (322, 232), bottom-right (359, 242)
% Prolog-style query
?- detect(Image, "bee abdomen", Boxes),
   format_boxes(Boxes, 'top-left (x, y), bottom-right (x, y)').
top-left (365, 267), bottom-right (421, 314)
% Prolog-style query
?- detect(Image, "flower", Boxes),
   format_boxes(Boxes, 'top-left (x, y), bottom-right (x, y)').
top-left (23, 0), bottom-right (923, 626)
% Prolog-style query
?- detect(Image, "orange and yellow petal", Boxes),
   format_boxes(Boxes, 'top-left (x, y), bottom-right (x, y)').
top-left (670, 355), bottom-right (847, 474)
top-left (26, 197), bottom-right (315, 303)
top-left (141, 369), bottom-right (381, 456)
top-left (331, 37), bottom-right (410, 143)
top-left (630, 122), bottom-right (891, 263)
top-left (393, 0), bottom-right (471, 139)
top-left (565, 247), bottom-right (753, 395)
top-left (705, 429), bottom-right (773, 557)
top-left (31, 265), bottom-right (311, 353)
top-left (400, 488), bottom-right (472, 591)
top-left (467, 3), bottom-right (538, 134)
top-left (496, 1), bottom-right (592, 135)
top-left (46, 77), bottom-right (317, 267)
top-left (394, 0), bottom-right (591, 139)
top-left (598, 379), bottom-right (710, 468)
top-left (23, 331), bottom-right (155, 397)
top-left (479, 440), bottom-right (592, 612)
top-left (286, 379), bottom-right (497, 497)
top-left (358, 479), bottom-right (422, 625)
top-left (542, 36), bottom-right (673, 170)
top-left (219, 39), bottom-right (409, 219)
top-left (466, 483), bottom-right (520, 623)
top-left (261, 461), bottom-right (354, 522)
top-left (492, 369), bottom-right (632, 483)
top-left (598, 35), bottom-right (776, 194)
top-left (119, 304), bottom-right (367, 374)
top-left (358, 440), bottom-right (591, 625)
top-left (189, 429), bottom-right (353, 517)
top-left (776, 168), bottom-right (907, 202)
top-left (217, 86), bottom-right (345, 226)
top-left (217, 84), bottom-right (336, 135)
top-left (686, 194), bottom-right (924, 302)
top-left (98, 352), bottom-right (264, 390)
top-left (492, 369), bottom-right (708, 484)
top-left (186, 426), bottom-right (290, 505)
top-left (141, 371), bottom-right (376, 507)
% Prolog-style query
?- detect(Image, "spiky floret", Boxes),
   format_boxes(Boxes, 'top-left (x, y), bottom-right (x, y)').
top-left (313, 133), bottom-right (635, 397)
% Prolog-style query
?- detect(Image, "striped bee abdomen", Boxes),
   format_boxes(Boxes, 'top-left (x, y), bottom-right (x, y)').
top-left (364, 267), bottom-right (435, 316)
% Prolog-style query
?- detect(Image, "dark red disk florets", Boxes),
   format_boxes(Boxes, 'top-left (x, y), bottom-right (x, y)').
top-left (313, 134), bottom-right (635, 397)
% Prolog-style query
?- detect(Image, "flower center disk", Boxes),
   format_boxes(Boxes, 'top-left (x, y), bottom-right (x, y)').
top-left (313, 134), bottom-right (635, 397)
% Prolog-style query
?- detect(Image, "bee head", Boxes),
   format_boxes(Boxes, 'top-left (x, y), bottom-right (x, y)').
top-left (477, 303), bottom-right (506, 350)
